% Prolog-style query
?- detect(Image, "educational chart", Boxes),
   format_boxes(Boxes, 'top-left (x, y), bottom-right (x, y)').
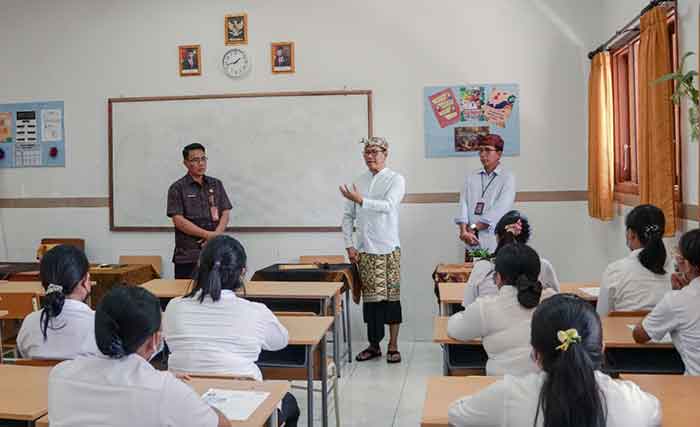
top-left (0, 101), bottom-right (65, 168)
top-left (424, 85), bottom-right (519, 158)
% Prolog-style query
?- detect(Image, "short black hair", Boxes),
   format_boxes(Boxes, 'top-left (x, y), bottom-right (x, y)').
top-left (182, 143), bottom-right (205, 160)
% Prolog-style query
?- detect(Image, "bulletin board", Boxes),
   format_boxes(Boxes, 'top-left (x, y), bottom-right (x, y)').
top-left (0, 101), bottom-right (65, 168)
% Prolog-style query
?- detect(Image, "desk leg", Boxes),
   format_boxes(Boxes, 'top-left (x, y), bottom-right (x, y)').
top-left (332, 295), bottom-right (340, 377)
top-left (320, 336), bottom-right (328, 427)
top-left (0, 319), bottom-right (3, 364)
top-left (267, 408), bottom-right (279, 427)
top-left (307, 345), bottom-right (314, 427)
top-left (345, 289), bottom-right (352, 364)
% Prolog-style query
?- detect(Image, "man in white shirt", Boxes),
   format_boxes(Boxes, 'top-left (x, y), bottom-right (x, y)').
top-left (455, 134), bottom-right (516, 256)
top-left (340, 137), bottom-right (406, 363)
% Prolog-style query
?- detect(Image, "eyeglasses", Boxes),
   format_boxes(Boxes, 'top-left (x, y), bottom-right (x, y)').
top-left (188, 156), bottom-right (208, 164)
top-left (478, 147), bottom-right (498, 153)
top-left (363, 149), bottom-right (386, 156)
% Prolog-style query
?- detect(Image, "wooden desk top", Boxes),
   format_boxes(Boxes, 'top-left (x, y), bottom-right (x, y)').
top-left (36, 414), bottom-right (48, 427)
top-left (621, 374), bottom-right (700, 427)
top-left (421, 376), bottom-right (499, 427)
top-left (435, 263), bottom-right (473, 275)
top-left (0, 365), bottom-right (51, 421)
top-left (278, 316), bottom-right (334, 345)
top-left (0, 310), bottom-right (8, 318)
top-left (438, 282), bottom-right (466, 304)
top-left (243, 281), bottom-right (343, 299)
top-left (0, 281), bottom-right (44, 294)
top-left (560, 282), bottom-right (599, 302)
top-left (433, 316), bottom-right (481, 345)
top-left (602, 316), bottom-right (673, 349)
top-left (140, 279), bottom-right (192, 298)
top-left (189, 379), bottom-right (290, 427)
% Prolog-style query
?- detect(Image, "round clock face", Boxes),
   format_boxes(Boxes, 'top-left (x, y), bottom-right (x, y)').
top-left (222, 48), bottom-right (251, 78)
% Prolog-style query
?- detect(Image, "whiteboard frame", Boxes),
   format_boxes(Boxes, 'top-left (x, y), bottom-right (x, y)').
top-left (108, 89), bottom-right (373, 232)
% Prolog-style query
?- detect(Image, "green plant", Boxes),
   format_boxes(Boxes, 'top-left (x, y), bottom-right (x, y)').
top-left (469, 248), bottom-right (492, 259)
top-left (655, 51), bottom-right (699, 141)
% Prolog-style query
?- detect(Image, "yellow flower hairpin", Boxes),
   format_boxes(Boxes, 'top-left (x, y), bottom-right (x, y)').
top-left (555, 328), bottom-right (581, 352)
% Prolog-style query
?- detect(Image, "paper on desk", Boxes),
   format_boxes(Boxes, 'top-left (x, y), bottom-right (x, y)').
top-left (202, 389), bottom-right (270, 421)
top-left (626, 324), bottom-right (672, 344)
top-left (579, 287), bottom-right (600, 297)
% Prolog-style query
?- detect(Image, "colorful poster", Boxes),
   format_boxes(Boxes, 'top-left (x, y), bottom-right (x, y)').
top-left (424, 84), bottom-right (519, 158)
top-left (0, 101), bottom-right (65, 168)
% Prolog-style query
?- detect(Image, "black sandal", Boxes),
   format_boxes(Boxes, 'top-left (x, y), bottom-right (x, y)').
top-left (387, 350), bottom-right (402, 364)
top-left (355, 347), bottom-right (382, 362)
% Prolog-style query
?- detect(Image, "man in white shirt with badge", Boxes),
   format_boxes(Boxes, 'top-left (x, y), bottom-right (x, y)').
top-left (455, 134), bottom-right (516, 257)
top-left (340, 137), bottom-right (406, 364)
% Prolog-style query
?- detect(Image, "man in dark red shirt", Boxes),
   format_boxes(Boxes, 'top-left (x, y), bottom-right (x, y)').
top-left (167, 143), bottom-right (232, 279)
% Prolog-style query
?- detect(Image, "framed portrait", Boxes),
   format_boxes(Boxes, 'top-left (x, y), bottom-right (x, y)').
top-left (271, 42), bottom-right (295, 74)
top-left (178, 45), bottom-right (201, 77)
top-left (225, 13), bottom-right (248, 45)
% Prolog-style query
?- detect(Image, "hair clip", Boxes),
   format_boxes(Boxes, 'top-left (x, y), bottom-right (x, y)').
top-left (644, 224), bottom-right (660, 237)
top-left (505, 219), bottom-right (523, 236)
top-left (555, 328), bottom-right (581, 352)
top-left (46, 283), bottom-right (63, 295)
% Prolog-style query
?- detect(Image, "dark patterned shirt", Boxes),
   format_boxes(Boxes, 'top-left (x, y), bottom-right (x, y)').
top-left (167, 174), bottom-right (232, 263)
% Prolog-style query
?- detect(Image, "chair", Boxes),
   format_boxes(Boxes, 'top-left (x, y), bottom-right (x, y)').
top-left (40, 238), bottom-right (85, 252)
top-left (271, 312), bottom-right (341, 427)
top-left (13, 358), bottom-right (64, 367)
top-left (119, 255), bottom-right (163, 277)
top-left (299, 255), bottom-right (345, 264)
top-left (0, 292), bottom-right (41, 361)
top-left (608, 310), bottom-right (650, 317)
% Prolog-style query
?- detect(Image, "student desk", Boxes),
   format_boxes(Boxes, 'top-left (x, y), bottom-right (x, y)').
top-left (621, 374), bottom-right (700, 427)
top-left (421, 376), bottom-right (499, 427)
top-left (0, 310), bottom-right (6, 363)
top-left (251, 262), bottom-right (359, 363)
top-left (260, 315), bottom-right (334, 427)
top-left (559, 282), bottom-right (599, 304)
top-left (140, 279), bottom-right (344, 374)
top-left (432, 264), bottom-right (473, 303)
top-left (437, 282), bottom-right (465, 315)
top-left (33, 379), bottom-right (289, 427)
top-left (433, 317), bottom-right (485, 376)
top-left (0, 364), bottom-right (51, 426)
top-left (602, 316), bottom-right (684, 375)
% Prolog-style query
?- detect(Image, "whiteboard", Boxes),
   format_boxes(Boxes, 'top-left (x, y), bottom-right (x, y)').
top-left (109, 91), bottom-right (371, 231)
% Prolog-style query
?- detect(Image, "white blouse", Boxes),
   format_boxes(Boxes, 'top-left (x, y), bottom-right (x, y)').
top-left (48, 354), bottom-right (219, 427)
top-left (462, 258), bottom-right (560, 307)
top-left (17, 299), bottom-right (99, 359)
top-left (642, 278), bottom-right (700, 375)
top-left (448, 285), bottom-right (555, 376)
top-left (448, 371), bottom-right (661, 426)
top-left (342, 167), bottom-right (406, 255)
top-left (163, 290), bottom-right (288, 380)
top-left (597, 248), bottom-right (672, 316)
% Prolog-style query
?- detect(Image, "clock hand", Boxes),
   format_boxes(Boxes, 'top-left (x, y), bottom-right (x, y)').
top-left (232, 57), bottom-right (241, 65)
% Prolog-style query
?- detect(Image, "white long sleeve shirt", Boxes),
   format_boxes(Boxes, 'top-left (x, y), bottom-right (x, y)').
top-left (597, 248), bottom-right (672, 316)
top-left (462, 258), bottom-right (560, 307)
top-left (455, 165), bottom-right (516, 253)
top-left (342, 167), bottom-right (406, 255)
top-left (448, 371), bottom-right (661, 426)
top-left (163, 290), bottom-right (289, 380)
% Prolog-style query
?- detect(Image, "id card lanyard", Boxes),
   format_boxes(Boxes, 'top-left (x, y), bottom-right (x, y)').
top-left (207, 186), bottom-right (220, 222)
top-left (474, 172), bottom-right (497, 216)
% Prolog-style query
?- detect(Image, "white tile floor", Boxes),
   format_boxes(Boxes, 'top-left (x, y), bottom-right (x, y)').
top-left (290, 341), bottom-right (443, 427)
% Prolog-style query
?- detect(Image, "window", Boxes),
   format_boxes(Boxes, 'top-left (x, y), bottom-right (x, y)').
top-left (610, 9), bottom-right (680, 200)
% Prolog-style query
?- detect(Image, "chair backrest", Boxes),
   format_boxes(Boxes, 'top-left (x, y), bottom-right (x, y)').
top-left (40, 238), bottom-right (85, 252)
top-left (119, 255), bottom-right (162, 276)
top-left (608, 310), bottom-right (651, 317)
top-left (13, 358), bottom-right (65, 367)
top-left (299, 255), bottom-right (345, 264)
top-left (0, 293), bottom-right (40, 319)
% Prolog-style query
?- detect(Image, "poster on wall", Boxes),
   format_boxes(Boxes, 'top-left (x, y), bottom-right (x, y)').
top-left (0, 101), bottom-right (65, 168)
top-left (424, 84), bottom-right (519, 158)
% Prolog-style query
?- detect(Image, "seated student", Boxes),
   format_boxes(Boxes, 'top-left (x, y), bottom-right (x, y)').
top-left (463, 210), bottom-right (559, 307)
top-left (48, 286), bottom-right (230, 427)
top-left (449, 294), bottom-right (661, 426)
top-left (164, 235), bottom-right (300, 426)
top-left (17, 244), bottom-right (98, 359)
top-left (634, 228), bottom-right (700, 375)
top-left (448, 243), bottom-right (556, 375)
top-left (597, 204), bottom-right (671, 316)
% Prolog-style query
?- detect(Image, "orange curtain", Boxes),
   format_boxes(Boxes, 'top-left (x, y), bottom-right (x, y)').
top-left (638, 6), bottom-right (677, 235)
top-left (588, 52), bottom-right (615, 221)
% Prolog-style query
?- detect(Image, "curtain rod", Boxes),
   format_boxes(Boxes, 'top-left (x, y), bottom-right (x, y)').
top-left (587, 0), bottom-right (675, 59)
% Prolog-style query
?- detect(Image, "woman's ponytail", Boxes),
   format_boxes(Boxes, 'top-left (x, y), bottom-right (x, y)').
top-left (187, 236), bottom-right (247, 303)
top-left (625, 204), bottom-right (667, 275)
top-left (514, 274), bottom-right (542, 309)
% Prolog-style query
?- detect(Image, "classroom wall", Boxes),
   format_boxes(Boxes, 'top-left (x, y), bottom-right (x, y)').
top-left (0, 0), bottom-right (617, 341)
